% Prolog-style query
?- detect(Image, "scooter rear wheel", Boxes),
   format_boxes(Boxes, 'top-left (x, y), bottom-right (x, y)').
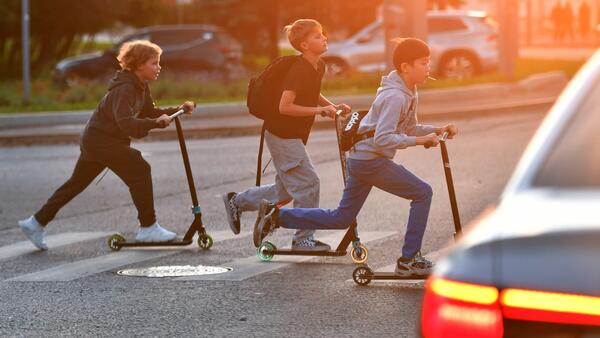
top-left (257, 241), bottom-right (276, 261)
top-left (352, 266), bottom-right (373, 286)
top-left (350, 243), bottom-right (368, 264)
top-left (197, 234), bottom-right (213, 250)
top-left (107, 233), bottom-right (125, 251)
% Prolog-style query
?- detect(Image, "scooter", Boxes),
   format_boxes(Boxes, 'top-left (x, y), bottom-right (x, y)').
top-left (255, 110), bottom-right (368, 264)
top-left (107, 109), bottom-right (213, 251)
top-left (352, 131), bottom-right (462, 285)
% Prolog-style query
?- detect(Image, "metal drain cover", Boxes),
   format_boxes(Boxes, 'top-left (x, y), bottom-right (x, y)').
top-left (117, 265), bottom-right (232, 278)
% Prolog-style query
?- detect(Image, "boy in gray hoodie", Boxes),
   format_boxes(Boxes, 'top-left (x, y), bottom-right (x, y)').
top-left (253, 38), bottom-right (457, 275)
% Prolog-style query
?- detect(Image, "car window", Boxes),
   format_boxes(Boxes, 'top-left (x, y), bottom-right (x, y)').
top-left (150, 29), bottom-right (209, 47)
top-left (533, 79), bottom-right (600, 188)
top-left (428, 17), bottom-right (468, 33)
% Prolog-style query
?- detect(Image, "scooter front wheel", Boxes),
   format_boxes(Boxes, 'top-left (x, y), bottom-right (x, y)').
top-left (197, 234), bottom-right (213, 250)
top-left (107, 233), bottom-right (125, 251)
top-left (350, 243), bottom-right (368, 264)
top-left (352, 265), bottom-right (373, 286)
top-left (257, 241), bottom-right (276, 262)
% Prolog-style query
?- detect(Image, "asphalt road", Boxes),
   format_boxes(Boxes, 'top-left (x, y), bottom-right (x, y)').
top-left (0, 108), bottom-right (546, 337)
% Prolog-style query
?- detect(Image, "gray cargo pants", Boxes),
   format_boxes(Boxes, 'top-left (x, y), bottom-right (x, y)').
top-left (234, 130), bottom-right (319, 242)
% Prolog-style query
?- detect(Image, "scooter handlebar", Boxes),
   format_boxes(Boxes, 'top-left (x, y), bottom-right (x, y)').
top-left (440, 131), bottom-right (449, 142)
top-left (169, 109), bottom-right (185, 120)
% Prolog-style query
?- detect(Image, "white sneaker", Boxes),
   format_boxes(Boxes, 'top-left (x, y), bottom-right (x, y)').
top-left (18, 215), bottom-right (48, 250)
top-left (135, 223), bottom-right (177, 242)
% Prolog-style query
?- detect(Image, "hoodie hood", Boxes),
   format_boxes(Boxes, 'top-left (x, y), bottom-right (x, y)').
top-left (108, 70), bottom-right (145, 92)
top-left (377, 70), bottom-right (415, 99)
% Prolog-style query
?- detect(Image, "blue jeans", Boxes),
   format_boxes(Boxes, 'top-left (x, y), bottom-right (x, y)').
top-left (277, 157), bottom-right (432, 258)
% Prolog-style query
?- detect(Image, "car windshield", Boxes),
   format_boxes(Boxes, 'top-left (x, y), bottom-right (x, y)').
top-left (533, 78), bottom-right (600, 188)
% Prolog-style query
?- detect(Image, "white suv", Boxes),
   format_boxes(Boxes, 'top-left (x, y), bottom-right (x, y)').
top-left (323, 11), bottom-right (499, 79)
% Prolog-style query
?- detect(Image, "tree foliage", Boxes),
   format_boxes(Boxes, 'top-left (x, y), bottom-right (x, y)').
top-left (0, 0), bottom-right (464, 78)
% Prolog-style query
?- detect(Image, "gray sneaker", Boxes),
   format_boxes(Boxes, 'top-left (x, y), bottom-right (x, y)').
top-left (291, 238), bottom-right (331, 251)
top-left (394, 251), bottom-right (434, 276)
top-left (222, 192), bottom-right (241, 235)
top-left (253, 200), bottom-right (279, 247)
top-left (18, 215), bottom-right (48, 250)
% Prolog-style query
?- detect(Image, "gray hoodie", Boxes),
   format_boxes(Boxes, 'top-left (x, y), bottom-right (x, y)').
top-left (348, 70), bottom-right (435, 160)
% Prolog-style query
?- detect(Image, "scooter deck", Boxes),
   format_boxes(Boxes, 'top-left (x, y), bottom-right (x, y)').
top-left (261, 248), bottom-right (347, 257)
top-left (370, 272), bottom-right (429, 280)
top-left (118, 239), bottom-right (194, 248)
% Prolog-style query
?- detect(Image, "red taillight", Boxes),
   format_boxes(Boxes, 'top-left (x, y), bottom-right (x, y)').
top-left (422, 277), bottom-right (503, 338)
top-left (486, 33), bottom-right (497, 42)
top-left (501, 288), bottom-right (600, 326)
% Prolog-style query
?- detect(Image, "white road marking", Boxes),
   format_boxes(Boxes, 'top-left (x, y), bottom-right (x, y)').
top-left (6, 231), bottom-right (247, 282)
top-left (0, 232), bottom-right (111, 261)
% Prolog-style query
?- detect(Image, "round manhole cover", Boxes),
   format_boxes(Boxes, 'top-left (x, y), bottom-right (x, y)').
top-left (117, 265), bottom-right (232, 278)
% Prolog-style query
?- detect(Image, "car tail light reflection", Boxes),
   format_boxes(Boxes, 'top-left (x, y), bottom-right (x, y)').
top-left (501, 288), bottom-right (600, 326)
top-left (422, 277), bottom-right (503, 338)
top-left (486, 33), bottom-right (498, 42)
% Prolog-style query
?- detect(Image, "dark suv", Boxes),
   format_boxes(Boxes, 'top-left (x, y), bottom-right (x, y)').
top-left (53, 24), bottom-right (243, 85)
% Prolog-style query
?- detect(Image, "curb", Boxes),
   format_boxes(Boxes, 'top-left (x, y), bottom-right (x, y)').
top-left (0, 71), bottom-right (567, 130)
top-left (0, 98), bottom-right (555, 147)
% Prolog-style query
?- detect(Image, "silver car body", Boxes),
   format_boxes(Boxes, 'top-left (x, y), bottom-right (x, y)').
top-left (323, 11), bottom-right (498, 77)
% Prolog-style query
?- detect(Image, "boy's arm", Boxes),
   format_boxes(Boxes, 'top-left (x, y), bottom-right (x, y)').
top-left (373, 96), bottom-right (417, 149)
top-left (279, 90), bottom-right (335, 117)
top-left (111, 86), bottom-right (160, 139)
top-left (141, 89), bottom-right (179, 119)
top-left (319, 93), bottom-right (351, 115)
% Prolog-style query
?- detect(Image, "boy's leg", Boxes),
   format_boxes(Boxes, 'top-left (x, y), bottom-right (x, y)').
top-left (263, 132), bottom-right (320, 243)
top-left (34, 156), bottom-right (106, 226)
top-left (234, 173), bottom-right (292, 212)
top-left (366, 159), bottom-right (433, 259)
top-left (104, 147), bottom-right (157, 227)
top-left (277, 167), bottom-right (372, 230)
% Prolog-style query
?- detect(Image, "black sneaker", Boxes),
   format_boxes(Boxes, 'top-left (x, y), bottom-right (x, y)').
top-left (222, 192), bottom-right (241, 235)
top-left (253, 200), bottom-right (279, 247)
top-left (291, 238), bottom-right (331, 251)
top-left (394, 251), bottom-right (434, 276)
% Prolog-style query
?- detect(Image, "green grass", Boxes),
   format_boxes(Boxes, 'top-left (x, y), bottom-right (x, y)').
top-left (0, 58), bottom-right (585, 114)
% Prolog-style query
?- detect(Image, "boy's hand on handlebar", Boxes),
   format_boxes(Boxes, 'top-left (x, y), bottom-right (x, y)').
top-left (335, 103), bottom-right (352, 115)
top-left (417, 133), bottom-right (439, 148)
top-left (156, 114), bottom-right (172, 128)
top-left (319, 105), bottom-right (338, 119)
top-left (438, 124), bottom-right (458, 139)
top-left (180, 101), bottom-right (196, 114)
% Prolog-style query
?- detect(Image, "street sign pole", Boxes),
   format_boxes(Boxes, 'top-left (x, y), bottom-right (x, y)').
top-left (21, 0), bottom-right (30, 105)
top-left (497, 0), bottom-right (520, 79)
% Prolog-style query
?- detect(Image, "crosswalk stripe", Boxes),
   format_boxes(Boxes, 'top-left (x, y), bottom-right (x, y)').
top-left (6, 231), bottom-right (247, 282)
top-left (0, 232), bottom-right (112, 261)
top-left (175, 231), bottom-right (397, 282)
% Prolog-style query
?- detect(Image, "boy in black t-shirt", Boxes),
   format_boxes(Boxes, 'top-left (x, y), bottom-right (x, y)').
top-left (223, 19), bottom-right (351, 250)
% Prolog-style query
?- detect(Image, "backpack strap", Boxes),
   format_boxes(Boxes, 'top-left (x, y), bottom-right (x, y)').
top-left (256, 124), bottom-right (266, 186)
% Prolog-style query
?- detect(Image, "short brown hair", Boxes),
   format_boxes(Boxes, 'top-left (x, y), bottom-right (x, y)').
top-left (284, 19), bottom-right (322, 52)
top-left (117, 40), bottom-right (162, 71)
top-left (392, 38), bottom-right (430, 71)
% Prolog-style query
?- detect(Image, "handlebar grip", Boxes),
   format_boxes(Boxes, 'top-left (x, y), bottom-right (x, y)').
top-left (440, 131), bottom-right (449, 142)
top-left (170, 109), bottom-right (185, 119)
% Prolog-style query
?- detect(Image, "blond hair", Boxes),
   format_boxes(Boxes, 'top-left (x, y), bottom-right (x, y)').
top-left (117, 40), bottom-right (162, 71)
top-left (284, 19), bottom-right (322, 52)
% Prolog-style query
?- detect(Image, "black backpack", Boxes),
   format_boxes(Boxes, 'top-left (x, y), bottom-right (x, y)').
top-left (247, 55), bottom-right (301, 120)
top-left (247, 55), bottom-right (300, 186)
top-left (340, 110), bottom-right (374, 152)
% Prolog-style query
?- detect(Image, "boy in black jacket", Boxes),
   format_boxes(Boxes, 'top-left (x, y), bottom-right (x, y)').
top-left (18, 40), bottom-right (195, 250)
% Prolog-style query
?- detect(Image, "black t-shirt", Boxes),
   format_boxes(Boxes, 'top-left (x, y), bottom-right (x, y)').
top-left (265, 57), bottom-right (326, 144)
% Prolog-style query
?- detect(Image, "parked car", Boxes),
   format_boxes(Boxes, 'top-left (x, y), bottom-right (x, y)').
top-left (53, 24), bottom-right (243, 85)
top-left (323, 11), bottom-right (498, 79)
top-left (421, 50), bottom-right (600, 337)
